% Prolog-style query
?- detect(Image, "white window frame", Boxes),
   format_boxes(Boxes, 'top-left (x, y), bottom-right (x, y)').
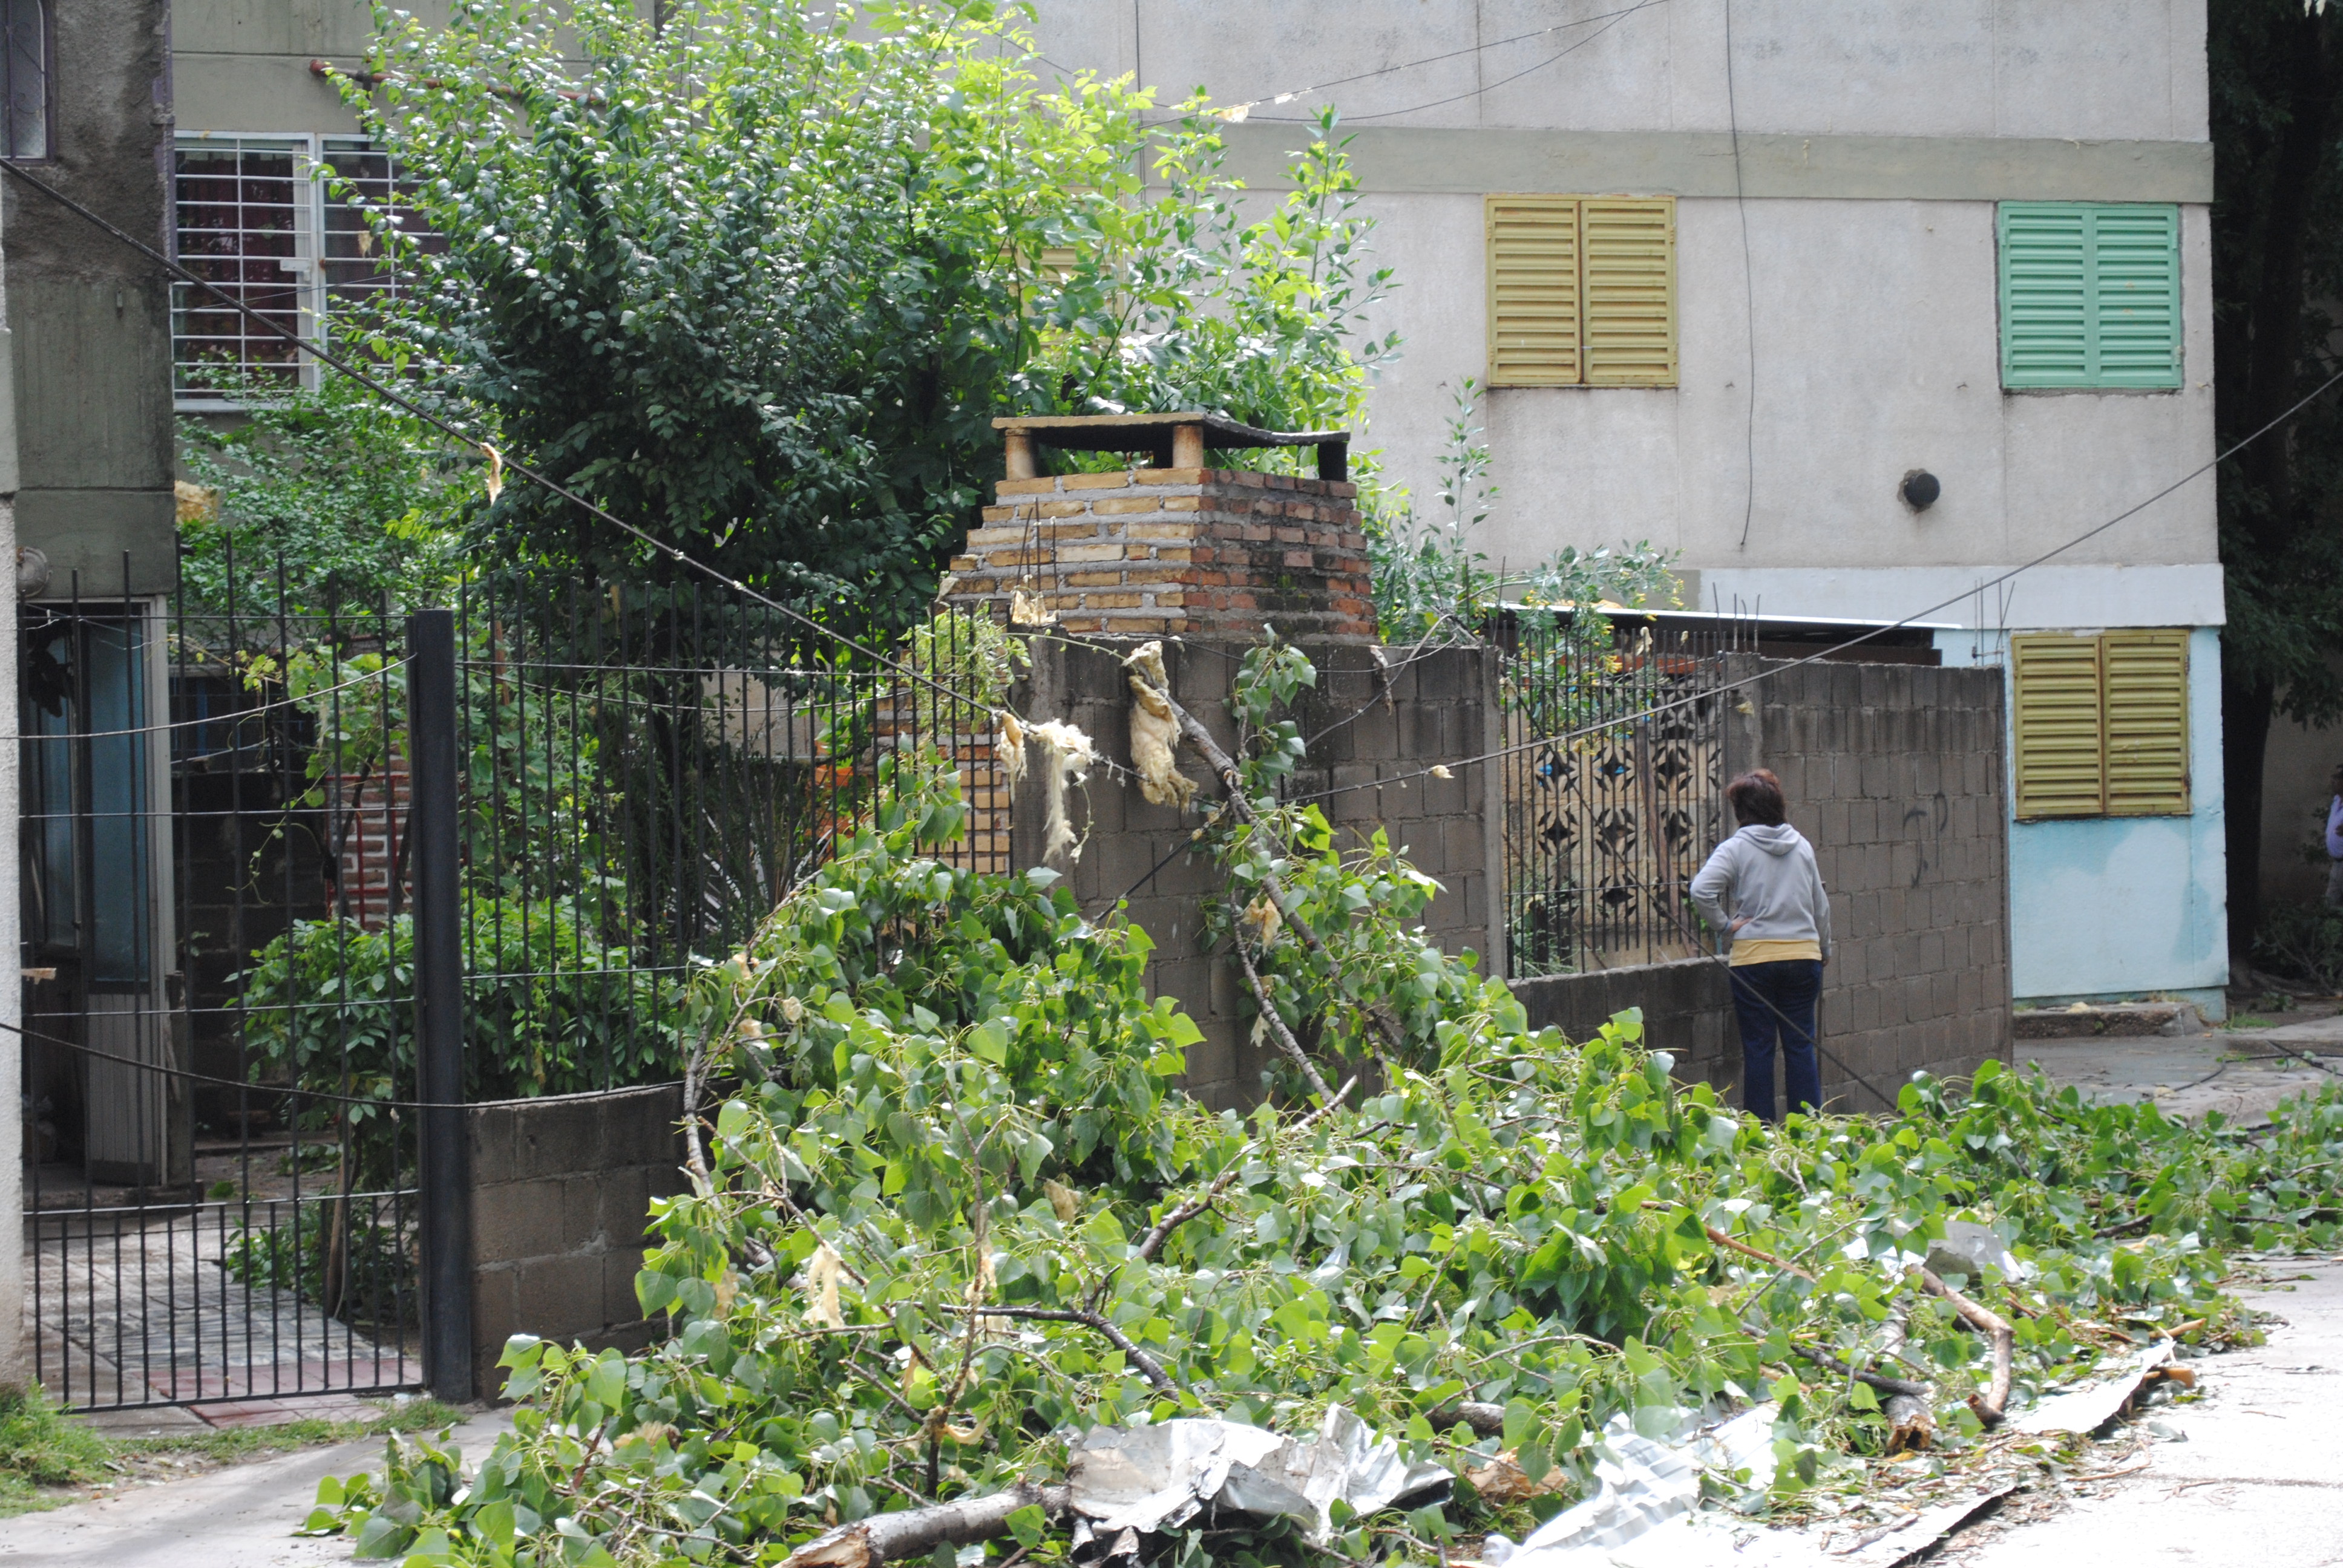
top-left (172, 131), bottom-right (426, 412)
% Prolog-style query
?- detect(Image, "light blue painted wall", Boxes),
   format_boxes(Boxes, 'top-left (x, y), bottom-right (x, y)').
top-left (1933, 626), bottom-right (2228, 1005)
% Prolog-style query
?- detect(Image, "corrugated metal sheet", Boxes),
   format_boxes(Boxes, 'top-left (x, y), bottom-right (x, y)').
top-left (1486, 195), bottom-right (1582, 386)
top-left (2102, 628), bottom-right (2191, 815)
top-left (2013, 633), bottom-right (2106, 818)
top-left (1999, 203), bottom-right (2181, 390)
top-left (1582, 197), bottom-right (1676, 385)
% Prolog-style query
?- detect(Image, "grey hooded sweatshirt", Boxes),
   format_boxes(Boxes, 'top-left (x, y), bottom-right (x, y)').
top-left (1689, 823), bottom-right (1832, 962)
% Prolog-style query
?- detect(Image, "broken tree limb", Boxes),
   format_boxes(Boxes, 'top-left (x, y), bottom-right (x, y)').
top-left (1883, 1394), bottom-right (1936, 1453)
top-left (1235, 939), bottom-right (1336, 1102)
top-left (1915, 1266), bottom-right (2013, 1424)
top-left (1130, 1074), bottom-right (1360, 1266)
top-left (1124, 649), bottom-right (1411, 1061)
top-left (1705, 1224), bottom-right (1820, 1283)
top-left (949, 1304), bottom-right (1186, 1398)
top-left (784, 1481), bottom-right (1072, 1568)
top-left (1426, 1399), bottom-right (1506, 1437)
top-left (1789, 1343), bottom-right (1932, 1399)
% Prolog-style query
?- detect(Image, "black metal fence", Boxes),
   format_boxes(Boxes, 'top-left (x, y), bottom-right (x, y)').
top-left (1495, 609), bottom-right (1731, 978)
top-left (24, 558), bottom-right (1000, 1412)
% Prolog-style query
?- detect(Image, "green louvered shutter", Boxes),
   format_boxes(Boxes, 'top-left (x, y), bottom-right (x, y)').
top-left (2000, 203), bottom-right (2182, 390)
top-left (2012, 633), bottom-right (2106, 818)
top-left (2089, 206), bottom-right (2183, 388)
top-left (2101, 629), bottom-right (2191, 815)
top-left (2000, 204), bottom-right (2091, 388)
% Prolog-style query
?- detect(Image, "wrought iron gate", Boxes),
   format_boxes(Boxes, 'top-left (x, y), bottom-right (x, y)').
top-left (22, 563), bottom-right (1001, 1412)
top-left (1498, 610), bottom-right (1729, 976)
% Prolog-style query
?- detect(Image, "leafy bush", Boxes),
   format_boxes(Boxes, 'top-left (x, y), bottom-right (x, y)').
top-left (2253, 898), bottom-right (2343, 990)
top-left (312, 725), bottom-right (2343, 1567)
top-left (238, 894), bottom-right (682, 1185)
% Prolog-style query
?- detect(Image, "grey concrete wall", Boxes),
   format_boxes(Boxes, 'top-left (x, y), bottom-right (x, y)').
top-left (1504, 656), bottom-right (2012, 1113)
top-left (1009, 636), bottom-right (1501, 1111)
top-left (6, 0), bottom-right (177, 596)
top-left (1725, 654), bottom-right (2015, 1108)
top-left (467, 1083), bottom-right (688, 1400)
top-left (1512, 956), bottom-right (1735, 1095)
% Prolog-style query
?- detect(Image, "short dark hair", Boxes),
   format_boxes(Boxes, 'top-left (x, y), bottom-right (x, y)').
top-left (1727, 769), bottom-right (1787, 827)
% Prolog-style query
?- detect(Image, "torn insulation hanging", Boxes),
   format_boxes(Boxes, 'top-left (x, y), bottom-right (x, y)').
top-left (1024, 719), bottom-right (1098, 863)
top-left (997, 711), bottom-right (1027, 797)
top-left (1121, 641), bottom-right (1199, 808)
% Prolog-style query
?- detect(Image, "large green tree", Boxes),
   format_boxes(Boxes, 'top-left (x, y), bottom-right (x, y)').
top-left (336, 0), bottom-right (1392, 625)
top-left (2215, 0), bottom-right (2343, 952)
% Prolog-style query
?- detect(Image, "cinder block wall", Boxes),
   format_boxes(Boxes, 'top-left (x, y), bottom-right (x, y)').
top-left (1723, 655), bottom-right (2015, 1108)
top-left (1006, 636), bottom-right (1501, 1110)
top-left (467, 1083), bottom-right (687, 1398)
top-left (949, 467), bottom-right (1375, 642)
top-left (1501, 657), bottom-right (2011, 1113)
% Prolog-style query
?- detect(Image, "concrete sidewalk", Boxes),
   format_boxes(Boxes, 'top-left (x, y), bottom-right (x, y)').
top-left (0, 1408), bottom-right (514, 1568)
top-left (2019, 1013), bottom-right (2343, 1126)
top-left (1941, 1257), bottom-right (2343, 1567)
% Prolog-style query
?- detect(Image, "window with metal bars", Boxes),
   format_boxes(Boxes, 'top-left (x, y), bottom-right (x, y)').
top-left (171, 136), bottom-right (444, 405)
top-left (2011, 629), bottom-right (2191, 819)
top-left (2, 0), bottom-right (49, 160)
top-left (1484, 195), bottom-right (1676, 388)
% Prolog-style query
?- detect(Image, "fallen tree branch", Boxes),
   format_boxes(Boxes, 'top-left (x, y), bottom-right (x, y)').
top-left (1132, 656), bottom-right (1409, 1061)
top-left (1915, 1266), bottom-right (2014, 1425)
top-left (1705, 1224), bottom-right (1819, 1282)
top-left (1131, 1074), bottom-right (1360, 1266)
top-left (1789, 1342), bottom-right (1932, 1398)
top-left (948, 1305), bottom-right (1186, 1398)
top-left (784, 1481), bottom-right (1073, 1568)
top-left (1235, 938), bottom-right (1336, 1101)
top-left (1426, 1399), bottom-right (1506, 1437)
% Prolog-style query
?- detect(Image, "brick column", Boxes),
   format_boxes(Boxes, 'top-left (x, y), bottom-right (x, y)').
top-left (948, 466), bottom-right (1374, 642)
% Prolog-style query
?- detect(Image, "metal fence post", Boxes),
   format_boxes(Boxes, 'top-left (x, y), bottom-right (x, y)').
top-left (408, 607), bottom-right (472, 1402)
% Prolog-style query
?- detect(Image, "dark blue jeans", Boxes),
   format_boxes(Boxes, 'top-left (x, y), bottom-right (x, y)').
top-left (1729, 960), bottom-right (1823, 1122)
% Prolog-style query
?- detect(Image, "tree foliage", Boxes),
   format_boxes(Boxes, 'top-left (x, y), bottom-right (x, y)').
top-left (2212, 0), bottom-right (2343, 942)
top-left (337, 1), bottom-right (1396, 624)
top-left (312, 656), bottom-right (2343, 1568)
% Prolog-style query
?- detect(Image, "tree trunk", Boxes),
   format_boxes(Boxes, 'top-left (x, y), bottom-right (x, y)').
top-left (2225, 671), bottom-right (2276, 962)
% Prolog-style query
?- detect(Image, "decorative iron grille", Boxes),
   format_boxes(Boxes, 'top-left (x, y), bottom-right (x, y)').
top-left (1497, 610), bottom-right (1731, 976)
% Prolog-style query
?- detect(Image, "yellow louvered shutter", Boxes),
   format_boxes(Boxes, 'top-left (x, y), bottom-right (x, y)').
top-left (2102, 629), bottom-right (2190, 815)
top-left (1486, 195), bottom-right (1582, 386)
top-left (2013, 634), bottom-right (2106, 818)
top-left (1035, 244), bottom-right (1077, 283)
top-left (1582, 197), bottom-right (1677, 386)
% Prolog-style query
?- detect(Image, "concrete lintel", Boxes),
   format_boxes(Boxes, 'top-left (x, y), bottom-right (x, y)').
top-left (1216, 125), bottom-right (2214, 203)
top-left (1693, 563), bottom-right (2226, 630)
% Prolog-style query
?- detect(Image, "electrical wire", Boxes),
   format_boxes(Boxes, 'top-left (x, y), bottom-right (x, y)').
top-left (1726, 0), bottom-right (1758, 549)
top-left (1289, 360), bottom-right (2343, 808)
top-left (2, 656), bottom-right (413, 742)
top-left (1337, 4), bottom-right (1660, 123)
top-left (0, 1013), bottom-right (505, 1111)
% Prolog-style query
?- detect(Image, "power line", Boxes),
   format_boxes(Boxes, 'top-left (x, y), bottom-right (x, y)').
top-left (1291, 361), bottom-right (2343, 807)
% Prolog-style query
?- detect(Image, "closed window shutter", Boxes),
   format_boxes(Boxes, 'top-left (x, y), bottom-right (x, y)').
top-left (2089, 206), bottom-right (2183, 389)
top-left (1486, 195), bottom-right (1582, 386)
top-left (2001, 203), bottom-right (2182, 390)
top-left (2013, 634), bottom-right (2106, 818)
top-left (1582, 197), bottom-right (1676, 386)
top-left (2001, 204), bottom-right (2091, 388)
top-left (2101, 629), bottom-right (2191, 814)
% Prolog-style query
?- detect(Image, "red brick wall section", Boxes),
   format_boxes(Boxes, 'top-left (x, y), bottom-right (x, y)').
top-left (325, 766), bottom-right (409, 930)
top-left (949, 468), bottom-right (1375, 642)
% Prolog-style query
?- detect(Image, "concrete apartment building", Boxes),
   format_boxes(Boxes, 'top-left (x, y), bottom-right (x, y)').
top-left (169, 2), bottom-right (2220, 1012)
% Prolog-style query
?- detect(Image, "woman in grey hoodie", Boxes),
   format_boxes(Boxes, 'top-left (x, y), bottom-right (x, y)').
top-left (1690, 769), bottom-right (1832, 1121)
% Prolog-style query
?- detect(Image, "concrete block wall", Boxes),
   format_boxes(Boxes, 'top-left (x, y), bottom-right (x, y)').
top-left (466, 1083), bottom-right (687, 1399)
top-left (949, 467), bottom-right (1375, 642)
top-left (1725, 654), bottom-right (2014, 1109)
top-left (1511, 957), bottom-right (1735, 1094)
top-left (1006, 635), bottom-right (1500, 1110)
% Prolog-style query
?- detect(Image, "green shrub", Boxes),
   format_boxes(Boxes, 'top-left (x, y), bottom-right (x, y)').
top-left (2253, 898), bottom-right (2343, 990)
top-left (0, 1388), bottom-right (110, 1510)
